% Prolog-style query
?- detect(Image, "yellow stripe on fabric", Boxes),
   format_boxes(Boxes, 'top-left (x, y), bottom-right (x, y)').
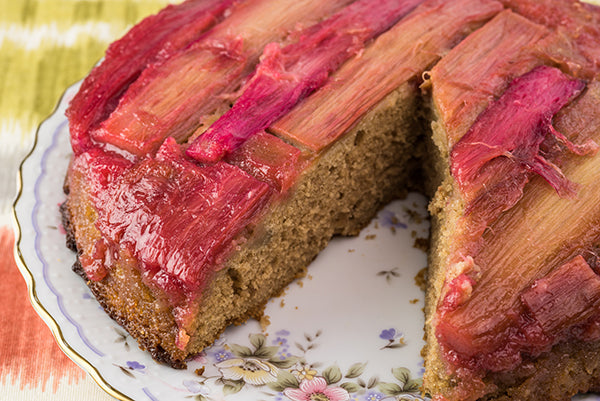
top-left (0, 0), bottom-right (172, 146)
top-left (0, 21), bottom-right (119, 50)
top-left (1, 0), bottom-right (171, 28)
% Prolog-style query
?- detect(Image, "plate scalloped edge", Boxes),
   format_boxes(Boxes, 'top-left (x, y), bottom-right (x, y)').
top-left (11, 81), bottom-right (133, 401)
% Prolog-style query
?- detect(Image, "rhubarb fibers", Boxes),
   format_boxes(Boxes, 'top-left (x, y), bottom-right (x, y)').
top-left (450, 65), bottom-right (594, 204)
top-left (67, 0), bottom-right (235, 154)
top-left (89, 0), bottom-right (353, 157)
top-left (186, 0), bottom-right (423, 163)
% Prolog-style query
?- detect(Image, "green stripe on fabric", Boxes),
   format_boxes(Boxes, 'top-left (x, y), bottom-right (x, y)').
top-left (0, 0), bottom-right (172, 146)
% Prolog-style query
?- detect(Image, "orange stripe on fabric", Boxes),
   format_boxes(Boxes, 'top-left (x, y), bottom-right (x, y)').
top-left (0, 226), bottom-right (84, 392)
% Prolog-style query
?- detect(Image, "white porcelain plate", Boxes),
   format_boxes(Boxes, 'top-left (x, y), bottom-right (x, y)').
top-left (13, 82), bottom-right (600, 401)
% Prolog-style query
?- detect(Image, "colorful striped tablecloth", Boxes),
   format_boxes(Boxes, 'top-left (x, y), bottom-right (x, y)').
top-left (0, 2), bottom-right (171, 400)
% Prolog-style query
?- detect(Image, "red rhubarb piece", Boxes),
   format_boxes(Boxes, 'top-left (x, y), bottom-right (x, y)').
top-left (67, 0), bottom-right (234, 154)
top-left (450, 66), bottom-right (596, 205)
top-left (225, 131), bottom-right (305, 193)
top-left (88, 138), bottom-right (273, 305)
top-left (186, 0), bottom-right (423, 163)
top-left (521, 255), bottom-right (600, 336)
top-left (92, 0), bottom-right (353, 157)
top-left (437, 255), bottom-right (600, 373)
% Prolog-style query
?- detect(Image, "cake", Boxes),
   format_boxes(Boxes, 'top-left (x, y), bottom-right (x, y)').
top-left (60, 0), bottom-right (600, 399)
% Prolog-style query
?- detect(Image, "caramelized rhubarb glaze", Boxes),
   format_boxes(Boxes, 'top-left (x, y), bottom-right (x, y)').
top-left (81, 0), bottom-right (355, 157)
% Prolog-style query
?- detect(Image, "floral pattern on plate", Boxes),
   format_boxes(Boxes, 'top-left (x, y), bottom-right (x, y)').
top-left (113, 330), bottom-right (424, 401)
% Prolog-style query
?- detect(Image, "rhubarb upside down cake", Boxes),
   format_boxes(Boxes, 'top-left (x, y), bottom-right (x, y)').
top-left (60, 0), bottom-right (600, 399)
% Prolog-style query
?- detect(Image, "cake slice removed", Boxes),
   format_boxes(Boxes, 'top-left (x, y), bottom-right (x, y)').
top-left (423, 7), bottom-right (600, 401)
top-left (62, 0), bottom-right (501, 368)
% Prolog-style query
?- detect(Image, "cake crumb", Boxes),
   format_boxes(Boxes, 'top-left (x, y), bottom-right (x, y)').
top-left (280, 299), bottom-right (285, 308)
top-left (411, 230), bottom-right (417, 238)
top-left (297, 280), bottom-right (304, 288)
top-left (365, 234), bottom-right (377, 240)
top-left (404, 206), bottom-right (423, 224)
top-left (413, 237), bottom-right (429, 252)
top-left (307, 274), bottom-right (313, 280)
top-left (271, 286), bottom-right (288, 301)
top-left (195, 367), bottom-right (205, 376)
top-left (295, 306), bottom-right (298, 310)
top-left (390, 226), bottom-right (396, 234)
top-left (410, 298), bottom-right (419, 304)
top-left (348, 249), bottom-right (355, 253)
top-left (294, 266), bottom-right (308, 280)
top-left (415, 267), bottom-right (428, 292)
top-left (374, 221), bottom-right (379, 229)
top-left (260, 314), bottom-right (271, 331)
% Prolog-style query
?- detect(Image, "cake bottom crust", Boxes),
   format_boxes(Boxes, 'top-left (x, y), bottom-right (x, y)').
top-left (425, 333), bottom-right (600, 401)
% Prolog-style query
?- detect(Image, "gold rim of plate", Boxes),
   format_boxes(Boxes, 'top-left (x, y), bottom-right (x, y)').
top-left (11, 84), bottom-right (132, 401)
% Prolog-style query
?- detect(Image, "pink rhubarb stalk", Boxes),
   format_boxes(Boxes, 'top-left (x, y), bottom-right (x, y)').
top-left (91, 0), bottom-right (352, 157)
top-left (186, 0), bottom-right (423, 163)
top-left (67, 0), bottom-right (235, 153)
top-left (271, 0), bottom-right (503, 153)
top-left (450, 65), bottom-right (597, 203)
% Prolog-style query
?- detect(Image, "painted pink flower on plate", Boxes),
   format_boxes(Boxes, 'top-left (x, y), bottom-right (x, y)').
top-left (284, 377), bottom-right (350, 401)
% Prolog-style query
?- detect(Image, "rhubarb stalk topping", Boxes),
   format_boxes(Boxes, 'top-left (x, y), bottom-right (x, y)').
top-left (450, 65), bottom-right (596, 204)
top-left (435, 66), bottom-right (600, 383)
top-left (186, 0), bottom-right (423, 163)
top-left (82, 0), bottom-right (353, 157)
top-left (67, 0), bottom-right (235, 154)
